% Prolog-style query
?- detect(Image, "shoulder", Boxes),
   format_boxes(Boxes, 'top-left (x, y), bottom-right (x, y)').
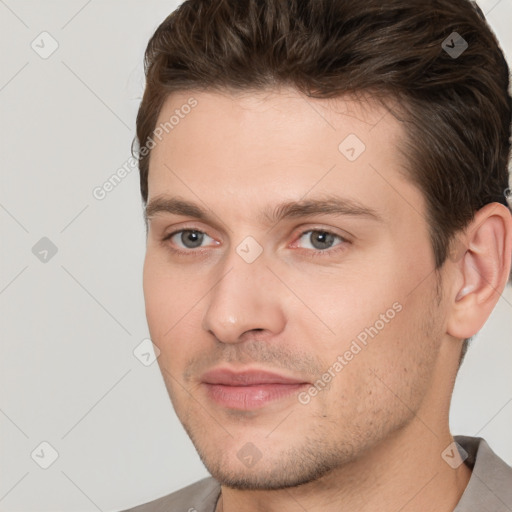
top-left (454, 435), bottom-right (512, 512)
top-left (120, 476), bottom-right (221, 512)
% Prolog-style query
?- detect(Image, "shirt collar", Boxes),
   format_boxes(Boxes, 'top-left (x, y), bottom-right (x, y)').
top-left (452, 435), bottom-right (512, 512)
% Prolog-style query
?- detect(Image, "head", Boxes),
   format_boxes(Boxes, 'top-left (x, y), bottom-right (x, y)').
top-left (136, 0), bottom-right (512, 490)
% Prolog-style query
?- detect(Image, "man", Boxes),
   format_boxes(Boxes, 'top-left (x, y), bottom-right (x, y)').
top-left (124, 0), bottom-right (512, 510)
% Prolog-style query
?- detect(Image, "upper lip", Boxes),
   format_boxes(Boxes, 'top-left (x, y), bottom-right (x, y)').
top-left (201, 368), bottom-right (308, 386)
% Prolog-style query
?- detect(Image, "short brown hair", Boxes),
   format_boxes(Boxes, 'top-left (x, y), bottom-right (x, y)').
top-left (135, 0), bottom-right (512, 364)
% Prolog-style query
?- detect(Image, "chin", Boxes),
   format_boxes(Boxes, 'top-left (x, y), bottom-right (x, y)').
top-left (197, 446), bottom-right (341, 491)
top-left (209, 470), bottom-right (329, 491)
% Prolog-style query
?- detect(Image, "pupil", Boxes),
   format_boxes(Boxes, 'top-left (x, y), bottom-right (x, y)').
top-left (182, 230), bottom-right (203, 248)
top-left (312, 231), bottom-right (334, 250)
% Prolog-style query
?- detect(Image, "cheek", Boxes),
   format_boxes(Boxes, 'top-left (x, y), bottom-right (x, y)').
top-left (143, 260), bottom-right (181, 362)
top-left (292, 278), bottom-right (397, 358)
top-left (348, 301), bottom-right (437, 407)
top-left (143, 252), bottom-right (198, 329)
top-left (142, 253), bottom-right (169, 337)
top-left (142, 252), bottom-right (206, 370)
top-left (310, 270), bottom-right (437, 384)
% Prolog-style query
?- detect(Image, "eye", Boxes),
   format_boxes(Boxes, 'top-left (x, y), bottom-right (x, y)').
top-left (293, 229), bottom-right (348, 256)
top-left (164, 229), bottom-right (216, 250)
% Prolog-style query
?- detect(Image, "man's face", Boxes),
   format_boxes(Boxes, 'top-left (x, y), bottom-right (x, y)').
top-left (143, 88), bottom-right (448, 489)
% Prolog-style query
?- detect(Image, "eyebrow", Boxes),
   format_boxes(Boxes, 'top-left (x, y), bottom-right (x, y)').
top-left (144, 194), bottom-right (383, 227)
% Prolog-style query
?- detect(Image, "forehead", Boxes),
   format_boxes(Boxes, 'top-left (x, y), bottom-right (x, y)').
top-left (147, 87), bottom-right (425, 227)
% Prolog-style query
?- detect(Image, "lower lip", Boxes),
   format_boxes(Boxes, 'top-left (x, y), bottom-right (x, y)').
top-left (203, 383), bottom-right (307, 410)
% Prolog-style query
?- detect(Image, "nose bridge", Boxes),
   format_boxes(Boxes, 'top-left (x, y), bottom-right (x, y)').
top-left (201, 245), bottom-right (285, 343)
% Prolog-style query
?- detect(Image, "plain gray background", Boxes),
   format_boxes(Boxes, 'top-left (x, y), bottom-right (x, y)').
top-left (0, 1), bottom-right (511, 510)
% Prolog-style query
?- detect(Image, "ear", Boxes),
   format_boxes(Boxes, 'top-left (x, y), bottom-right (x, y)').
top-left (447, 202), bottom-right (512, 339)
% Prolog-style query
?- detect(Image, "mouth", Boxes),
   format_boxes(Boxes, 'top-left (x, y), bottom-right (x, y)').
top-left (200, 368), bottom-right (309, 410)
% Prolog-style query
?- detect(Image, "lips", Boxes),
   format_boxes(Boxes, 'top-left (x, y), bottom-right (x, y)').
top-left (200, 368), bottom-right (309, 410)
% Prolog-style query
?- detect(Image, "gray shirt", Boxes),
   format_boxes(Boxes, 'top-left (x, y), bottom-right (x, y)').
top-left (122, 435), bottom-right (512, 512)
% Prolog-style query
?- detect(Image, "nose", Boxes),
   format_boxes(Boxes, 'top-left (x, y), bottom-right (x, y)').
top-left (201, 249), bottom-right (286, 344)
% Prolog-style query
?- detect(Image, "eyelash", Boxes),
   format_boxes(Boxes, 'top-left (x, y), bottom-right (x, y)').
top-left (160, 227), bottom-right (350, 258)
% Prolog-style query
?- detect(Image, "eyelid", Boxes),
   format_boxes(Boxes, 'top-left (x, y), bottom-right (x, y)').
top-left (290, 224), bottom-right (352, 244)
top-left (161, 222), bottom-right (218, 241)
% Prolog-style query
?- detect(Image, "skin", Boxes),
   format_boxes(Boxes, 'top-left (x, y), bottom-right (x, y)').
top-left (142, 87), bottom-right (512, 512)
